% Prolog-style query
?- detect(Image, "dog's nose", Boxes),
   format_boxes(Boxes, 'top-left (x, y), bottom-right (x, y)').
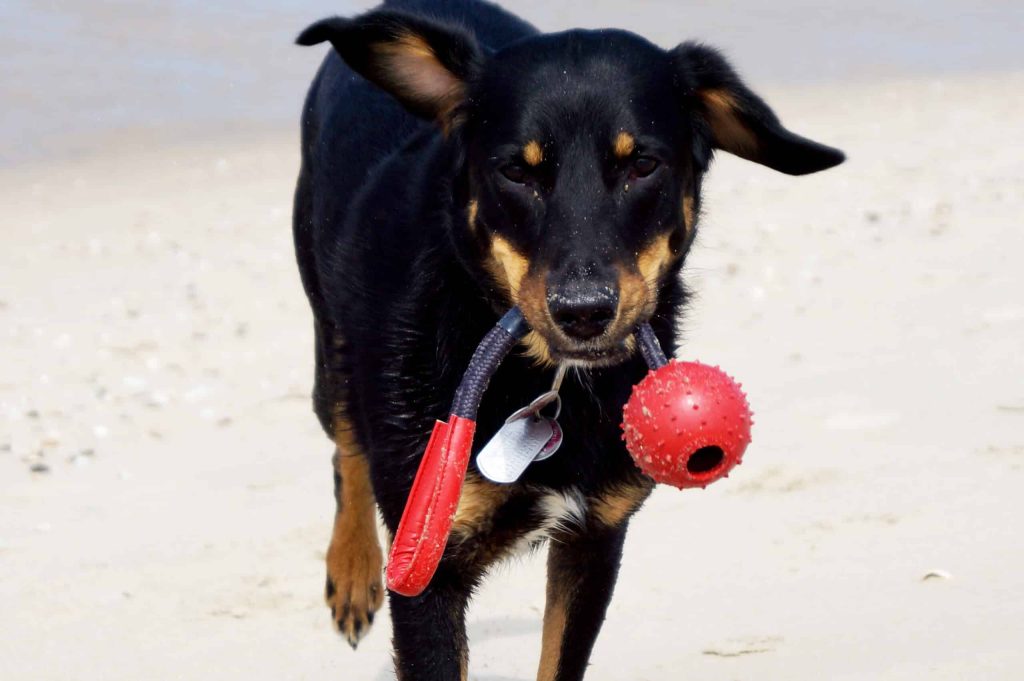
top-left (549, 289), bottom-right (618, 340)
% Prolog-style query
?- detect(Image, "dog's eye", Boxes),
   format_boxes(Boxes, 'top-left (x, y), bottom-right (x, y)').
top-left (500, 163), bottom-right (529, 184)
top-left (631, 156), bottom-right (660, 178)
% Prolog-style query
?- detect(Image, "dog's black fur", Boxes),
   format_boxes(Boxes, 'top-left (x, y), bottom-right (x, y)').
top-left (294, 1), bottom-right (843, 678)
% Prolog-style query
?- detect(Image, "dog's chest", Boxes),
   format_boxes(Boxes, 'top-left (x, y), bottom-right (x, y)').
top-left (510, 487), bottom-right (588, 553)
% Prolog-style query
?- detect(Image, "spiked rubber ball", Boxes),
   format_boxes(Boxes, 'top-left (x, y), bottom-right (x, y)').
top-left (621, 360), bottom-right (752, 489)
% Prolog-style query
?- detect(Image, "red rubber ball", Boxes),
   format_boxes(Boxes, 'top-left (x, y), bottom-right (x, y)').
top-left (621, 360), bottom-right (752, 489)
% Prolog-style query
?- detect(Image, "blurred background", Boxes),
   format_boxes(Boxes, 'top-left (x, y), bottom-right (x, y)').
top-left (2, 1), bottom-right (1022, 680)
top-left (5, 0), bottom-right (1022, 164)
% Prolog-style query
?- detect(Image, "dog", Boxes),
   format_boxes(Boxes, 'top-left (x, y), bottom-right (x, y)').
top-left (293, 1), bottom-right (843, 678)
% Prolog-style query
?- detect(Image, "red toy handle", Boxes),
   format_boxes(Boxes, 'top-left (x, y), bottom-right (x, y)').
top-left (386, 416), bottom-right (475, 596)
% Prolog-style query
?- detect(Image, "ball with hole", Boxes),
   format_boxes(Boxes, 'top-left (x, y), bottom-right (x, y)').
top-left (621, 360), bottom-right (752, 489)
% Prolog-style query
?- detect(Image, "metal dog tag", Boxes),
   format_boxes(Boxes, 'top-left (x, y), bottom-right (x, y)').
top-left (477, 391), bottom-right (563, 484)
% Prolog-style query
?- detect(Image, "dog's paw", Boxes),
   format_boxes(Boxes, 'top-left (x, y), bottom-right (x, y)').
top-left (325, 537), bottom-right (384, 649)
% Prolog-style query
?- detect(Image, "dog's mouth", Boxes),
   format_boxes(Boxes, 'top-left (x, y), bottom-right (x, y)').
top-left (545, 334), bottom-right (635, 368)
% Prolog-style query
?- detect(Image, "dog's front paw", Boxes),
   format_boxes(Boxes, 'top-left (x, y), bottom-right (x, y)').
top-left (325, 535), bottom-right (384, 648)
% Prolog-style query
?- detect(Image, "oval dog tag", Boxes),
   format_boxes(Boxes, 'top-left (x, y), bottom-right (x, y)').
top-left (477, 415), bottom-right (563, 484)
top-left (532, 418), bottom-right (562, 462)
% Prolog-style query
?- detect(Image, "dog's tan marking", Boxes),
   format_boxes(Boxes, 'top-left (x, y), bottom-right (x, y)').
top-left (612, 265), bottom-right (652, 338)
top-left (326, 419), bottom-right (384, 648)
top-left (701, 89), bottom-right (758, 157)
top-left (523, 140), bottom-right (544, 166)
top-left (682, 194), bottom-right (696, 236)
top-left (591, 483), bottom-right (652, 528)
top-left (637, 232), bottom-right (674, 290)
top-left (537, 582), bottom-right (567, 681)
top-left (485, 235), bottom-right (530, 298)
top-left (483, 236), bottom-right (558, 367)
top-left (521, 331), bottom-right (557, 368)
top-left (467, 199), bottom-right (479, 232)
top-left (517, 272), bottom-right (559, 368)
top-left (610, 232), bottom-right (678, 339)
top-left (613, 131), bottom-right (636, 158)
top-left (375, 32), bottom-right (466, 131)
top-left (452, 473), bottom-right (511, 538)
top-left (623, 334), bottom-right (637, 355)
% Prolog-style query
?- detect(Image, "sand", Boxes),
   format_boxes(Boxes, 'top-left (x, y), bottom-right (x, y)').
top-left (2, 72), bottom-right (1022, 679)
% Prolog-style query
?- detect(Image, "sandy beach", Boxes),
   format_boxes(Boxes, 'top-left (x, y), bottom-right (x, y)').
top-left (2, 3), bottom-right (1023, 679)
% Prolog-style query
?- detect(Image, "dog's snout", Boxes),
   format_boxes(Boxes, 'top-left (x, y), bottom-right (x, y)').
top-left (548, 287), bottom-right (618, 340)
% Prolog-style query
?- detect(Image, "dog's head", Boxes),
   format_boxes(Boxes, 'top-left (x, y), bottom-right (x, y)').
top-left (299, 10), bottom-right (844, 367)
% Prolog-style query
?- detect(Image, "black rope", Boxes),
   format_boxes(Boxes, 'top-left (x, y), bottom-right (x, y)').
top-left (450, 308), bottom-right (529, 420)
top-left (636, 323), bottom-right (668, 370)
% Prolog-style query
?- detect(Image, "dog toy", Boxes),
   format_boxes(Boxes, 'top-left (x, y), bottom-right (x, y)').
top-left (386, 309), bottom-right (752, 597)
top-left (623, 325), bottom-right (752, 489)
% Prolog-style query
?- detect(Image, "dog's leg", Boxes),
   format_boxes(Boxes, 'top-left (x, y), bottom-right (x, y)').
top-left (325, 423), bottom-right (384, 648)
top-left (537, 526), bottom-right (628, 681)
top-left (389, 562), bottom-right (476, 681)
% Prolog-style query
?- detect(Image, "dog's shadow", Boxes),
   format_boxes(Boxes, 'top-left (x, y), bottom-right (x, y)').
top-left (373, 616), bottom-right (540, 681)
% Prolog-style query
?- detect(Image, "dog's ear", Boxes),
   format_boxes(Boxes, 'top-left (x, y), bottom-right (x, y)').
top-left (297, 10), bottom-right (483, 130)
top-left (673, 43), bottom-right (844, 175)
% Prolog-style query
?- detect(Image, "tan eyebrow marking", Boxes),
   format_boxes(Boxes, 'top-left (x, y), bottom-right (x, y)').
top-left (614, 131), bottom-right (636, 158)
top-left (523, 140), bottom-right (544, 166)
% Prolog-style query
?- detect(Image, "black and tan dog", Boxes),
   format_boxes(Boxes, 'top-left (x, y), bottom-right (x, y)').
top-left (293, 0), bottom-right (843, 678)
